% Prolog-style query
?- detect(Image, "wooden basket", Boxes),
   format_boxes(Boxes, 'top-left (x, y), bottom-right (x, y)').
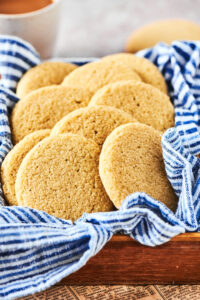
top-left (59, 233), bottom-right (200, 285)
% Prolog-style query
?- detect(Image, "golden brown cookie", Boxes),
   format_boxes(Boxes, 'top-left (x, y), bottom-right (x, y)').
top-left (126, 19), bottom-right (200, 53)
top-left (99, 123), bottom-right (177, 211)
top-left (1, 130), bottom-right (50, 206)
top-left (16, 61), bottom-right (78, 98)
top-left (102, 53), bottom-right (167, 94)
top-left (51, 105), bottom-right (136, 147)
top-left (15, 134), bottom-right (113, 221)
top-left (90, 81), bottom-right (174, 132)
top-left (62, 60), bottom-right (141, 95)
top-left (10, 85), bottom-right (93, 144)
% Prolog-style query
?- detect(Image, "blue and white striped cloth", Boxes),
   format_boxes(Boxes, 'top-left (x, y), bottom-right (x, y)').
top-left (0, 36), bottom-right (200, 299)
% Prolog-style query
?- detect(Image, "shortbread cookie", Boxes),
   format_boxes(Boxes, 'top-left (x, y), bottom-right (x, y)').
top-left (1, 130), bottom-right (50, 206)
top-left (62, 60), bottom-right (142, 95)
top-left (102, 53), bottom-right (167, 94)
top-left (99, 123), bottom-right (177, 211)
top-left (90, 81), bottom-right (174, 132)
top-left (17, 61), bottom-right (78, 98)
top-left (126, 19), bottom-right (200, 53)
top-left (15, 134), bottom-right (113, 221)
top-left (11, 85), bottom-right (93, 143)
top-left (51, 105), bottom-right (135, 147)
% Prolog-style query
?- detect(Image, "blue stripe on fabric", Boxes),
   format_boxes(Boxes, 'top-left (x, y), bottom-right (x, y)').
top-left (0, 50), bottom-right (37, 67)
top-left (0, 238), bottom-right (89, 265)
top-left (2, 74), bottom-right (20, 82)
top-left (184, 127), bottom-right (198, 134)
top-left (0, 109), bottom-right (7, 114)
top-left (0, 90), bottom-right (18, 103)
top-left (181, 93), bottom-right (190, 106)
top-left (173, 45), bottom-right (190, 61)
top-left (186, 43), bottom-right (196, 51)
top-left (0, 248), bottom-right (84, 283)
top-left (0, 234), bottom-right (70, 245)
top-left (0, 210), bottom-right (18, 223)
top-left (0, 61), bottom-right (26, 73)
top-left (0, 38), bottom-right (39, 57)
top-left (191, 84), bottom-right (200, 90)
top-left (176, 120), bottom-right (198, 126)
top-left (0, 243), bottom-right (88, 274)
top-left (176, 111), bottom-right (199, 116)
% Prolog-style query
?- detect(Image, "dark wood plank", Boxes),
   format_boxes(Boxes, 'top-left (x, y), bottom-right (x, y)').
top-left (58, 233), bottom-right (200, 285)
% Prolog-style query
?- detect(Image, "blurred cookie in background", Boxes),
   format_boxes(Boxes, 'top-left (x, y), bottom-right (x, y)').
top-left (126, 19), bottom-right (200, 53)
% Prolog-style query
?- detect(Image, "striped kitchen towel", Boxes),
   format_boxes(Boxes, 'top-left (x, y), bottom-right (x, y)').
top-left (0, 35), bottom-right (200, 299)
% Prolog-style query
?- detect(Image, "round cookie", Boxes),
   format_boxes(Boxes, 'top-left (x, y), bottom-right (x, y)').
top-left (10, 85), bottom-right (93, 144)
top-left (62, 60), bottom-right (142, 95)
top-left (102, 53), bottom-right (167, 94)
top-left (17, 61), bottom-right (78, 98)
top-left (15, 134), bottom-right (113, 221)
top-left (51, 105), bottom-right (136, 147)
top-left (126, 19), bottom-right (200, 53)
top-left (1, 130), bottom-right (50, 206)
top-left (89, 81), bottom-right (174, 132)
top-left (99, 123), bottom-right (178, 211)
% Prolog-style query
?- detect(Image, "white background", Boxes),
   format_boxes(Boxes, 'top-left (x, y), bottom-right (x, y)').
top-left (54, 0), bottom-right (200, 58)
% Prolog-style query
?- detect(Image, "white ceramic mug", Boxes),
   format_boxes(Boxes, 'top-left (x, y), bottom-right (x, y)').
top-left (0, 0), bottom-right (61, 59)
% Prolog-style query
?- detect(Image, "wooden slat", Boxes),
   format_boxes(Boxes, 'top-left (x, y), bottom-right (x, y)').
top-left (58, 233), bottom-right (200, 285)
top-left (111, 232), bottom-right (200, 242)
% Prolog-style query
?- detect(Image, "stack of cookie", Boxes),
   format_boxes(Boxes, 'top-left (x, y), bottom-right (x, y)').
top-left (1, 54), bottom-right (178, 221)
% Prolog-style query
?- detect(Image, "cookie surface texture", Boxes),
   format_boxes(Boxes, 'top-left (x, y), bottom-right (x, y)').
top-left (102, 53), bottom-right (167, 94)
top-left (1, 129), bottom-right (50, 206)
top-left (99, 123), bottom-right (178, 211)
top-left (90, 81), bottom-right (174, 132)
top-left (62, 60), bottom-right (141, 95)
top-left (17, 61), bottom-right (78, 98)
top-left (11, 85), bottom-right (93, 143)
top-left (126, 19), bottom-right (200, 53)
top-left (51, 105), bottom-right (135, 147)
top-left (15, 134), bottom-right (113, 221)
